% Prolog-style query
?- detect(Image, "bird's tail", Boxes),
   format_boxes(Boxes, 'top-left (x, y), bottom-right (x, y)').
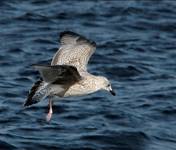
top-left (24, 80), bottom-right (48, 107)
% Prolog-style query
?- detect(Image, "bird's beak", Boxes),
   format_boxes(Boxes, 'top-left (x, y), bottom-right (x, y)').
top-left (110, 90), bottom-right (116, 96)
top-left (108, 86), bottom-right (116, 96)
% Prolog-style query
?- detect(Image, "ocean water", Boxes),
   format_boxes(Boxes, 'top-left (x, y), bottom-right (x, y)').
top-left (0, 0), bottom-right (176, 149)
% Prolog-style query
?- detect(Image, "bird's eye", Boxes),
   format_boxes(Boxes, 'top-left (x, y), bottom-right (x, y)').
top-left (107, 84), bottom-right (110, 87)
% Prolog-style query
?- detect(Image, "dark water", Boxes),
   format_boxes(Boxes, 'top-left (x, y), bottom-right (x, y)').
top-left (0, 0), bottom-right (176, 149)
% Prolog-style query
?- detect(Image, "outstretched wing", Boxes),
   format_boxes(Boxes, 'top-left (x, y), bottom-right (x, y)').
top-left (33, 64), bottom-right (81, 85)
top-left (51, 31), bottom-right (96, 72)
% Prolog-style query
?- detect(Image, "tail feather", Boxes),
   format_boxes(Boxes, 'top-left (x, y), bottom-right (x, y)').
top-left (24, 80), bottom-right (47, 107)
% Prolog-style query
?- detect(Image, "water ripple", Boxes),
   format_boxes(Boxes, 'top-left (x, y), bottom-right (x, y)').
top-left (0, 0), bottom-right (176, 149)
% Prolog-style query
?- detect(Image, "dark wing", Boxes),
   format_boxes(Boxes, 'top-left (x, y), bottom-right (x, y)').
top-left (33, 64), bottom-right (81, 84)
top-left (51, 31), bottom-right (96, 72)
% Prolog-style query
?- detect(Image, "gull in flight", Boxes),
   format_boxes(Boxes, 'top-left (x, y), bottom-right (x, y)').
top-left (24, 31), bottom-right (116, 121)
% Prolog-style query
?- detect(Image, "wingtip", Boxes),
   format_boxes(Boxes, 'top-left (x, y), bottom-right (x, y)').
top-left (31, 64), bottom-right (42, 69)
top-left (23, 97), bottom-right (39, 108)
top-left (23, 102), bottom-right (30, 108)
top-left (23, 94), bottom-right (33, 108)
top-left (77, 35), bottom-right (96, 48)
top-left (60, 31), bottom-right (96, 47)
top-left (23, 80), bottom-right (43, 108)
top-left (60, 31), bottom-right (78, 38)
top-left (23, 97), bottom-right (34, 107)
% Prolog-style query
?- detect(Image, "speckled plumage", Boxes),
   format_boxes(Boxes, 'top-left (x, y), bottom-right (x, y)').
top-left (24, 31), bottom-right (115, 121)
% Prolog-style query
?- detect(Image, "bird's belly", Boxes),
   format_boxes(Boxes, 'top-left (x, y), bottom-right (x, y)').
top-left (64, 83), bottom-right (96, 97)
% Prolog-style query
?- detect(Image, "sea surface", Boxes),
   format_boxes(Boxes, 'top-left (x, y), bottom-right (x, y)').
top-left (0, 0), bottom-right (176, 149)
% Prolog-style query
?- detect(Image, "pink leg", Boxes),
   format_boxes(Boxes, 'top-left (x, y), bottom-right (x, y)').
top-left (46, 99), bottom-right (53, 122)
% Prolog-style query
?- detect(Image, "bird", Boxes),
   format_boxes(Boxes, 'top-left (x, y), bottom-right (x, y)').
top-left (24, 31), bottom-right (116, 121)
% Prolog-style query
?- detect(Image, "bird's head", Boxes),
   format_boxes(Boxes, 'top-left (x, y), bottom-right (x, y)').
top-left (96, 76), bottom-right (116, 96)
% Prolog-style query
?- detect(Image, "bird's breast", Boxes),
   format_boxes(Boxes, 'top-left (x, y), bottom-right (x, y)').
top-left (63, 77), bottom-right (98, 97)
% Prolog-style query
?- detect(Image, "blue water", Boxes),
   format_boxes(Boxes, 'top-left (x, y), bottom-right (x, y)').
top-left (0, 0), bottom-right (176, 149)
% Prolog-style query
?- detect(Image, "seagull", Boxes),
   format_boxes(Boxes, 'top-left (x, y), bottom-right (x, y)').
top-left (24, 31), bottom-right (116, 121)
